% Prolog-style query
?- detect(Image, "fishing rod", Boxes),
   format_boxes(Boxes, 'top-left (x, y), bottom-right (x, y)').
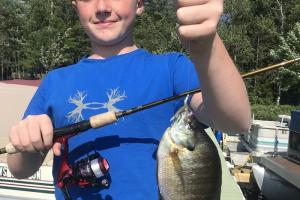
top-left (1, 57), bottom-right (299, 155)
top-left (242, 57), bottom-right (300, 78)
top-left (0, 88), bottom-right (201, 154)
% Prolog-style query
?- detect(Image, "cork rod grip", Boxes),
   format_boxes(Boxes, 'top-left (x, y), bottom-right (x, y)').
top-left (4, 143), bottom-right (18, 154)
top-left (89, 111), bottom-right (117, 128)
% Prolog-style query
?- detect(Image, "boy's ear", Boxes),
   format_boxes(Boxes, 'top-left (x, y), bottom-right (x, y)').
top-left (71, 1), bottom-right (77, 10)
top-left (136, 0), bottom-right (145, 16)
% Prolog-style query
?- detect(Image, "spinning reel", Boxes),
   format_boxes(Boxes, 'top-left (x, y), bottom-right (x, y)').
top-left (55, 135), bottom-right (110, 200)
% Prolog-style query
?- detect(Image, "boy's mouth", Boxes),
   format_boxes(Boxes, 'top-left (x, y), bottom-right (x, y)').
top-left (94, 20), bottom-right (118, 28)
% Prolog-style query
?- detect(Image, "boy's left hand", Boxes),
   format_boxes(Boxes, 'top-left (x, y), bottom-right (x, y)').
top-left (175, 0), bottom-right (223, 45)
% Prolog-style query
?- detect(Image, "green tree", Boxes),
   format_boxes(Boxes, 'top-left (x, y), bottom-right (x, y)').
top-left (219, 0), bottom-right (255, 73)
top-left (134, 0), bottom-right (183, 53)
top-left (2, 0), bottom-right (300, 107)
top-left (21, 0), bottom-right (90, 75)
top-left (0, 0), bottom-right (25, 79)
top-left (220, 0), bottom-right (300, 105)
top-left (270, 23), bottom-right (300, 105)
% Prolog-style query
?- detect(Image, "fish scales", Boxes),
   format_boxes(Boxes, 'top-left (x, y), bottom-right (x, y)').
top-left (157, 106), bottom-right (222, 200)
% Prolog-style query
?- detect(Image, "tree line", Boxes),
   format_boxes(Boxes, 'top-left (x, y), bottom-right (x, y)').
top-left (1, 0), bottom-right (300, 106)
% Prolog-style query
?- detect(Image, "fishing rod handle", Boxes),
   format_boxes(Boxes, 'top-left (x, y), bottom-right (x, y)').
top-left (90, 111), bottom-right (117, 128)
top-left (1, 111), bottom-right (118, 155)
top-left (2, 143), bottom-right (17, 154)
top-left (54, 111), bottom-right (117, 139)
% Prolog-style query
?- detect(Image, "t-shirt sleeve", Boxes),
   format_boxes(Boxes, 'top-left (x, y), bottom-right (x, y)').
top-left (170, 53), bottom-right (201, 110)
top-left (23, 74), bottom-right (52, 119)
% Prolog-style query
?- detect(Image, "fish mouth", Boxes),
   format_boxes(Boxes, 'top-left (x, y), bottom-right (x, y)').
top-left (168, 107), bottom-right (200, 151)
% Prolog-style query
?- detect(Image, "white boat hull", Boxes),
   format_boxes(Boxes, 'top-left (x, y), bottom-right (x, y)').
top-left (0, 163), bottom-right (54, 200)
top-left (253, 164), bottom-right (300, 200)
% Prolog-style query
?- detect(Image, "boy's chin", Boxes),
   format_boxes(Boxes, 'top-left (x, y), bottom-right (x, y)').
top-left (91, 37), bottom-right (131, 48)
top-left (93, 40), bottom-right (120, 46)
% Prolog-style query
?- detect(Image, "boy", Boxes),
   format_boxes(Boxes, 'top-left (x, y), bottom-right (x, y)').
top-left (7, 0), bottom-right (251, 199)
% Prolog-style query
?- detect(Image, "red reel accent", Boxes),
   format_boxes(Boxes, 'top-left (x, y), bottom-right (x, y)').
top-left (102, 158), bottom-right (109, 172)
top-left (55, 135), bottom-right (74, 188)
top-left (55, 133), bottom-right (111, 191)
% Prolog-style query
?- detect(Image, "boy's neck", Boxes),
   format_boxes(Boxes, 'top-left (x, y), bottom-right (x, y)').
top-left (89, 41), bottom-right (138, 59)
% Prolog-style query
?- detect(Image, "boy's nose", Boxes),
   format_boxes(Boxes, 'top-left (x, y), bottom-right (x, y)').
top-left (96, 0), bottom-right (112, 13)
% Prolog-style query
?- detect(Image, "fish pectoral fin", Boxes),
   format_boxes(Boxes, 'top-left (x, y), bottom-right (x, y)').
top-left (170, 152), bottom-right (185, 189)
top-left (169, 143), bottom-right (178, 154)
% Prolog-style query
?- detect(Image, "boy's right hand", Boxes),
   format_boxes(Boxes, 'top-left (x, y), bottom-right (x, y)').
top-left (9, 114), bottom-right (61, 156)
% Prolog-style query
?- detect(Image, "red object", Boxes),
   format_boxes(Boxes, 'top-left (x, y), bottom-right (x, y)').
top-left (102, 158), bottom-right (109, 172)
top-left (55, 133), bottom-right (111, 190)
top-left (56, 135), bottom-right (74, 188)
top-left (0, 79), bottom-right (41, 87)
top-left (78, 179), bottom-right (91, 187)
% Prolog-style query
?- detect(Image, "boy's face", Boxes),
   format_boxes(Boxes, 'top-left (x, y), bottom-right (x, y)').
top-left (72, 0), bottom-right (144, 47)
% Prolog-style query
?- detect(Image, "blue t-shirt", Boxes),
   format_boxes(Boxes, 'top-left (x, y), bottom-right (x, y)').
top-left (24, 48), bottom-right (200, 199)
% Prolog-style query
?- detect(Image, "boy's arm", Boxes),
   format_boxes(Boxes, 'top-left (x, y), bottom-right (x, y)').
top-left (175, 0), bottom-right (251, 132)
top-left (189, 34), bottom-right (251, 132)
top-left (7, 114), bottom-right (61, 179)
top-left (7, 151), bottom-right (47, 179)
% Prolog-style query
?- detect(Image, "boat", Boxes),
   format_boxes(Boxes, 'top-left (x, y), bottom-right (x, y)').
top-left (225, 110), bottom-right (300, 200)
top-left (251, 110), bottom-right (300, 200)
top-left (0, 162), bottom-right (55, 200)
top-left (0, 81), bottom-right (55, 199)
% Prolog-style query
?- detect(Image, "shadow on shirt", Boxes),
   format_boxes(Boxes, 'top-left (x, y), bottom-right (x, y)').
top-left (68, 135), bottom-right (160, 162)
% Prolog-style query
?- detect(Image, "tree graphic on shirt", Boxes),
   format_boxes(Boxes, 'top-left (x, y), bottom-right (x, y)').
top-left (98, 88), bottom-right (127, 112)
top-left (67, 88), bottom-right (127, 123)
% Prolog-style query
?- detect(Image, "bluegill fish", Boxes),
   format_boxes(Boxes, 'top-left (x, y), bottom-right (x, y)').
top-left (157, 106), bottom-right (222, 200)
